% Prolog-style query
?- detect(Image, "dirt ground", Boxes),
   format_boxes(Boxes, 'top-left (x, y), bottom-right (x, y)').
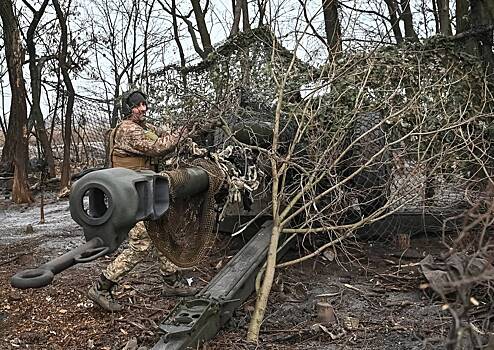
top-left (0, 195), bottom-right (468, 350)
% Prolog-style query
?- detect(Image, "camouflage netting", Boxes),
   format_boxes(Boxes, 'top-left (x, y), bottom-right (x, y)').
top-left (64, 28), bottom-right (493, 231)
top-left (147, 30), bottom-right (494, 219)
top-left (145, 158), bottom-right (225, 268)
top-left (314, 36), bottom-right (494, 212)
top-left (148, 27), bottom-right (311, 132)
top-left (42, 95), bottom-right (110, 169)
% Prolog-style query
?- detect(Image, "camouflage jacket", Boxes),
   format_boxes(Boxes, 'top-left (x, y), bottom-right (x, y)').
top-left (112, 119), bottom-right (185, 158)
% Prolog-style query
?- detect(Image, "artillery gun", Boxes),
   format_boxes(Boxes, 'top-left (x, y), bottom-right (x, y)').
top-left (10, 111), bottom-right (457, 349)
top-left (11, 168), bottom-right (172, 289)
top-left (10, 159), bottom-right (285, 349)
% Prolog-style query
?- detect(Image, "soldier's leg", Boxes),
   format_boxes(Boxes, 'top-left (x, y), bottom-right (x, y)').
top-left (103, 221), bottom-right (151, 282)
top-left (89, 222), bottom-right (152, 311)
top-left (156, 249), bottom-right (177, 275)
top-left (156, 247), bottom-right (199, 297)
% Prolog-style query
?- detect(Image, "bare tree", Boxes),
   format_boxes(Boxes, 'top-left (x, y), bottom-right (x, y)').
top-left (190, 0), bottom-right (213, 58)
top-left (322, 0), bottom-right (342, 58)
top-left (170, 0), bottom-right (187, 69)
top-left (0, 0), bottom-right (33, 203)
top-left (88, 0), bottom-right (133, 127)
top-left (436, 0), bottom-right (452, 35)
top-left (157, 0), bottom-right (187, 87)
top-left (85, 0), bottom-right (170, 127)
top-left (257, 0), bottom-right (267, 26)
top-left (231, 0), bottom-right (250, 36)
top-left (400, 0), bottom-right (418, 40)
top-left (242, 0), bottom-right (250, 32)
top-left (0, 34), bottom-right (7, 137)
top-left (456, 0), bottom-right (469, 33)
top-left (53, 0), bottom-right (75, 190)
top-left (141, 0), bottom-right (158, 91)
top-left (24, 0), bottom-right (56, 178)
top-left (171, 10), bottom-right (206, 59)
top-left (384, 0), bottom-right (404, 44)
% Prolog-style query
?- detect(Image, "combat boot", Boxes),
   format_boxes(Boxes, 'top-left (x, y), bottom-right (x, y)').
top-left (87, 274), bottom-right (122, 312)
top-left (161, 272), bottom-right (200, 297)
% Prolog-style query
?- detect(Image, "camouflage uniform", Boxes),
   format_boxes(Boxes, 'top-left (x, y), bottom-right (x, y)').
top-left (103, 119), bottom-right (183, 283)
top-left (103, 222), bottom-right (177, 281)
top-left (110, 120), bottom-right (182, 170)
top-left (88, 93), bottom-right (199, 312)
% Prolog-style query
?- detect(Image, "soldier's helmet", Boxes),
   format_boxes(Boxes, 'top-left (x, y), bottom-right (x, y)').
top-left (121, 89), bottom-right (147, 117)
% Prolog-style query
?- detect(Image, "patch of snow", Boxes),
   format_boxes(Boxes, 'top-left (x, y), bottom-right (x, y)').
top-left (0, 199), bottom-right (81, 245)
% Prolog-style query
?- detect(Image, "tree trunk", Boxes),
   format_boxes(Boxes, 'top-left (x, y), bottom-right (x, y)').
top-left (190, 0), bottom-right (213, 57)
top-left (231, 0), bottom-right (242, 35)
top-left (26, 0), bottom-right (56, 178)
top-left (246, 222), bottom-right (282, 341)
top-left (0, 5), bottom-right (17, 173)
top-left (0, 0), bottom-right (33, 203)
top-left (432, 0), bottom-right (441, 34)
top-left (322, 0), bottom-right (342, 58)
top-left (230, 0), bottom-right (250, 35)
top-left (258, 0), bottom-right (266, 27)
top-left (242, 0), bottom-right (250, 31)
top-left (400, 0), bottom-right (419, 41)
top-left (455, 0), bottom-right (475, 53)
top-left (246, 95), bottom-right (284, 343)
top-left (170, 0), bottom-right (187, 88)
top-left (436, 0), bottom-right (452, 35)
top-left (456, 0), bottom-right (469, 34)
top-left (110, 83), bottom-right (120, 128)
top-left (471, 0), bottom-right (494, 73)
top-left (49, 79), bottom-right (62, 146)
top-left (53, 0), bottom-right (75, 190)
top-left (384, 0), bottom-right (404, 44)
top-left (0, 73), bottom-right (7, 137)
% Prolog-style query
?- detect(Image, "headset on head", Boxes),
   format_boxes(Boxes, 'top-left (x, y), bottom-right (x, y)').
top-left (120, 90), bottom-right (148, 118)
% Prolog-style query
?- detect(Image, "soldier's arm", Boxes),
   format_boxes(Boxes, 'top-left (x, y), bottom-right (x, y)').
top-left (118, 123), bottom-right (188, 157)
top-left (144, 123), bottom-right (162, 136)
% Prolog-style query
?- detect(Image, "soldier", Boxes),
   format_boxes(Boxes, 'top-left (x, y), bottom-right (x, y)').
top-left (88, 90), bottom-right (199, 312)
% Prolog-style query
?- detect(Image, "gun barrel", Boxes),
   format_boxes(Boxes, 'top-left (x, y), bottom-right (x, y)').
top-left (70, 168), bottom-right (171, 251)
top-left (10, 166), bottom-right (210, 289)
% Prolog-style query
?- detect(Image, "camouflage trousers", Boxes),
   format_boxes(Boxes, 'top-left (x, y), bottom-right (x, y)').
top-left (103, 221), bottom-right (177, 283)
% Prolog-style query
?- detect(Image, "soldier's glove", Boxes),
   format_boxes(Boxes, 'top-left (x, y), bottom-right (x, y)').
top-left (144, 130), bottom-right (159, 141)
